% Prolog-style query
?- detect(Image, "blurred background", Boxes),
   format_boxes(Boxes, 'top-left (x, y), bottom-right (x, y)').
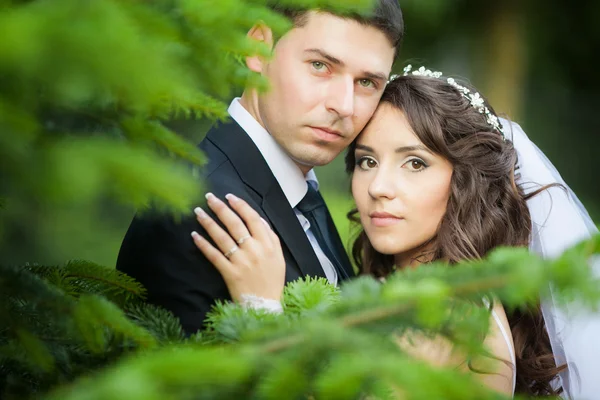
top-left (3, 0), bottom-right (599, 267)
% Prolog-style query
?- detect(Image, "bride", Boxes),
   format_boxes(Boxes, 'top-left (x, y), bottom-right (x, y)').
top-left (190, 66), bottom-right (598, 398)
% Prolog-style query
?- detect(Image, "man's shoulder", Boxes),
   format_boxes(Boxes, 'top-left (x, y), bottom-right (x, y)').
top-left (197, 119), bottom-right (243, 177)
top-left (198, 119), bottom-right (277, 195)
top-left (198, 136), bottom-right (228, 178)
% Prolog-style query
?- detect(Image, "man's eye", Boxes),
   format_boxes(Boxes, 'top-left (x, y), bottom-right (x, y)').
top-left (312, 61), bottom-right (326, 70)
top-left (358, 79), bottom-right (374, 88)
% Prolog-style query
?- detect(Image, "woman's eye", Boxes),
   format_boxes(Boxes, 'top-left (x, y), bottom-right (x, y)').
top-left (404, 158), bottom-right (427, 171)
top-left (357, 156), bottom-right (378, 170)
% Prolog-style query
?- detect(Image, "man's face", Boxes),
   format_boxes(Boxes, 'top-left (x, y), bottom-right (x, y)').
top-left (254, 12), bottom-right (395, 173)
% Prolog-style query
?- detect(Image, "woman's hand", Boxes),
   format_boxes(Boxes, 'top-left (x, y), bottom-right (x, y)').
top-left (191, 193), bottom-right (285, 304)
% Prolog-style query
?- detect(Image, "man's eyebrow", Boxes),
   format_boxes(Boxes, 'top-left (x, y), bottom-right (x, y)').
top-left (305, 48), bottom-right (388, 82)
top-left (362, 71), bottom-right (388, 83)
top-left (305, 48), bottom-right (344, 66)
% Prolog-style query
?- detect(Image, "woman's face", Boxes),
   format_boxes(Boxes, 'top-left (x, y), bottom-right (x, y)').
top-left (351, 103), bottom-right (454, 267)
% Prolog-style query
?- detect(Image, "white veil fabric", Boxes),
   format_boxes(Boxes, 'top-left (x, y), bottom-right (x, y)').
top-left (506, 119), bottom-right (600, 399)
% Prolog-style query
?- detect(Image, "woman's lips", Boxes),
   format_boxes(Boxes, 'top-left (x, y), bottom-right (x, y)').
top-left (370, 212), bottom-right (403, 227)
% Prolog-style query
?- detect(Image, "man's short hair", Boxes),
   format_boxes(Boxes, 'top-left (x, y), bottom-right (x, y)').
top-left (269, 0), bottom-right (404, 57)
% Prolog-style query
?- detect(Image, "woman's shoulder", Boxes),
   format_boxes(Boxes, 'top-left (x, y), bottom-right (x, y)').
top-left (473, 300), bottom-right (516, 396)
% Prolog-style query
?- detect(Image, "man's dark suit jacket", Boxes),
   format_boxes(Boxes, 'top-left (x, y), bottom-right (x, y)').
top-left (116, 119), bottom-right (355, 334)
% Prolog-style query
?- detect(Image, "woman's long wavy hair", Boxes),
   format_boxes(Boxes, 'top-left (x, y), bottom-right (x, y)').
top-left (344, 74), bottom-right (564, 396)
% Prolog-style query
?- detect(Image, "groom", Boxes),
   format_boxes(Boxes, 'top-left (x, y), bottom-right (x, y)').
top-left (116, 1), bottom-right (404, 334)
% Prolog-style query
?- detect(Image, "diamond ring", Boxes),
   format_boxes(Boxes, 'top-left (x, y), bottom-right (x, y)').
top-left (224, 245), bottom-right (239, 258)
top-left (236, 235), bottom-right (251, 245)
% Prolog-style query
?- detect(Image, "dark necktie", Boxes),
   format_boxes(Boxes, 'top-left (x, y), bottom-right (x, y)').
top-left (296, 185), bottom-right (348, 280)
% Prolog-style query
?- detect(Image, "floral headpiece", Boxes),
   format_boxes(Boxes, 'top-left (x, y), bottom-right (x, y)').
top-left (389, 65), bottom-right (505, 139)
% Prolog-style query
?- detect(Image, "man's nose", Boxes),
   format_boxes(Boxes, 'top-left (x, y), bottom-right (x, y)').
top-left (325, 76), bottom-right (354, 119)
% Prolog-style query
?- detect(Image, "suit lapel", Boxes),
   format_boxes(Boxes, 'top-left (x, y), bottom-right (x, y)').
top-left (205, 121), bottom-right (327, 279)
top-left (262, 187), bottom-right (329, 279)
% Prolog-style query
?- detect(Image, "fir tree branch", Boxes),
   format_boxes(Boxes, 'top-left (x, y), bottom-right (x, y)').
top-left (255, 242), bottom-right (599, 354)
top-left (63, 260), bottom-right (147, 302)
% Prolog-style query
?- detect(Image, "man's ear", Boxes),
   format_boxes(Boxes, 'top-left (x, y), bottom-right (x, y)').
top-left (245, 23), bottom-right (274, 73)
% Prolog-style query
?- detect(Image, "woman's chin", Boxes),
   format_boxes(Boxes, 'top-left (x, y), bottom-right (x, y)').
top-left (370, 240), bottom-right (404, 257)
top-left (369, 237), bottom-right (428, 262)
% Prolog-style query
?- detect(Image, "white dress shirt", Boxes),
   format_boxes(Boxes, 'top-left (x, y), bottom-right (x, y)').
top-left (227, 98), bottom-right (338, 286)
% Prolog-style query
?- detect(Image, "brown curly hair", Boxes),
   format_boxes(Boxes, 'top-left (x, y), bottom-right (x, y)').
top-left (344, 74), bottom-right (565, 396)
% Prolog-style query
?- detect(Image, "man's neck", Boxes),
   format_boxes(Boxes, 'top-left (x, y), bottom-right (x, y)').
top-left (239, 92), bottom-right (259, 125)
top-left (239, 91), bottom-right (313, 177)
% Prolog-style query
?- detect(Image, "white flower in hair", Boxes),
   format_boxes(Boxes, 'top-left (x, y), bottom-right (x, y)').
top-left (447, 77), bottom-right (470, 95)
top-left (487, 113), bottom-right (500, 128)
top-left (387, 74), bottom-right (400, 84)
top-left (469, 93), bottom-right (485, 110)
top-left (401, 64), bottom-right (505, 139)
top-left (408, 65), bottom-right (443, 79)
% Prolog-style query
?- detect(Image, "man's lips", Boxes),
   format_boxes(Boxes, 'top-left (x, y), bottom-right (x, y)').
top-left (309, 126), bottom-right (343, 141)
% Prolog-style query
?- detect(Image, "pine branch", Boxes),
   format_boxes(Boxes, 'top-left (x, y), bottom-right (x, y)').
top-left (155, 91), bottom-right (230, 121)
top-left (0, 263), bottom-right (159, 399)
top-left (23, 261), bottom-right (147, 307)
top-left (63, 260), bottom-right (147, 304)
top-left (210, 239), bottom-right (600, 354)
top-left (120, 117), bottom-right (207, 166)
top-left (125, 303), bottom-right (185, 345)
top-left (45, 136), bottom-right (203, 212)
top-left (5, 235), bottom-right (598, 400)
top-left (283, 276), bottom-right (340, 314)
top-left (73, 295), bottom-right (157, 353)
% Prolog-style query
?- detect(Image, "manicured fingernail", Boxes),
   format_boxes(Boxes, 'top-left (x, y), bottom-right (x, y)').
top-left (205, 192), bottom-right (215, 202)
top-left (191, 231), bottom-right (200, 239)
top-left (225, 193), bottom-right (238, 202)
top-left (194, 207), bottom-right (207, 218)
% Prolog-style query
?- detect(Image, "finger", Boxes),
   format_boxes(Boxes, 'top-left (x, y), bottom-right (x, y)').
top-left (191, 231), bottom-right (232, 276)
top-left (267, 225), bottom-right (280, 245)
top-left (261, 217), bottom-right (271, 229)
top-left (194, 206), bottom-right (240, 257)
top-left (225, 194), bottom-right (273, 244)
top-left (205, 193), bottom-right (252, 246)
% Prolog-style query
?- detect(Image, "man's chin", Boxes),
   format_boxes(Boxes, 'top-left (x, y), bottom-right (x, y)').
top-left (289, 147), bottom-right (342, 169)
top-left (293, 154), bottom-right (338, 169)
